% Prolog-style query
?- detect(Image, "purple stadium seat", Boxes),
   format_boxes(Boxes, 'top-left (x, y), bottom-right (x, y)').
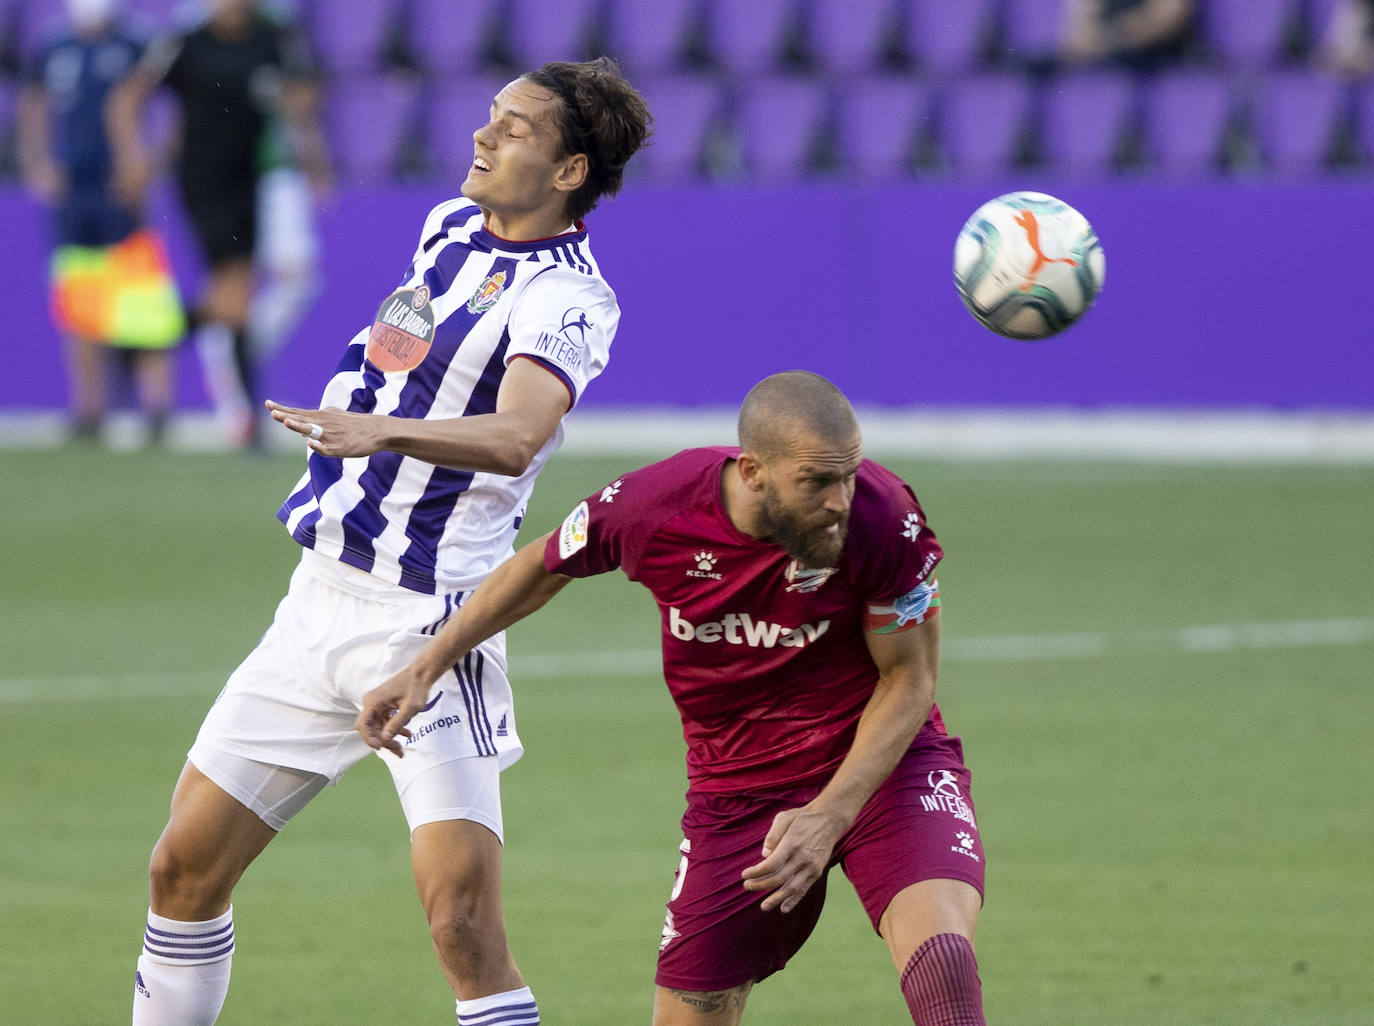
top-left (734, 75), bottom-right (831, 181)
top-left (905, 0), bottom-right (998, 73)
top-left (325, 76), bottom-right (419, 184)
top-left (127, 0), bottom-right (203, 30)
top-left (936, 72), bottom-right (1032, 177)
top-left (1001, 0), bottom-right (1071, 65)
top-left (1140, 68), bottom-right (1237, 177)
top-left (808, 0), bottom-right (900, 75)
top-left (632, 74), bottom-right (723, 181)
top-left (1305, 0), bottom-right (1344, 47)
top-left (11, 3), bottom-right (62, 62)
top-left (1201, 0), bottom-right (1300, 67)
top-left (706, 0), bottom-right (800, 75)
top-left (424, 73), bottom-right (509, 181)
top-left (1039, 68), bottom-right (1136, 178)
top-left (504, 0), bottom-right (602, 70)
top-left (1253, 69), bottom-right (1347, 176)
top-left (309, 0), bottom-right (403, 74)
top-left (604, 0), bottom-right (700, 75)
top-left (832, 74), bottom-right (929, 180)
top-left (407, 0), bottom-right (502, 74)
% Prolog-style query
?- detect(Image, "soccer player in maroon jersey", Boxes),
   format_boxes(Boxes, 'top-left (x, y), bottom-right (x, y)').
top-left (359, 371), bottom-right (987, 1025)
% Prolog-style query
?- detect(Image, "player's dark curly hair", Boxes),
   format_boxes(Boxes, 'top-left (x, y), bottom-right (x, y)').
top-left (521, 57), bottom-right (652, 224)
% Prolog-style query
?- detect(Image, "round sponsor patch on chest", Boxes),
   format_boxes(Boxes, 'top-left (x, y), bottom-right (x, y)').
top-left (366, 286), bottom-right (436, 372)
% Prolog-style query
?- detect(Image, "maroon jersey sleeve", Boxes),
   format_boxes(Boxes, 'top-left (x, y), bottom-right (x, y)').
top-left (849, 462), bottom-right (944, 632)
top-left (543, 449), bottom-right (727, 580)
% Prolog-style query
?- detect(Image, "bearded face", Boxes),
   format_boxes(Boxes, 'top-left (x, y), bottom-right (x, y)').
top-left (757, 479), bottom-right (850, 569)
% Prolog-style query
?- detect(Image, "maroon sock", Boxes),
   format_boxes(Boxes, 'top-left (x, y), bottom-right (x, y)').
top-left (900, 933), bottom-right (986, 1025)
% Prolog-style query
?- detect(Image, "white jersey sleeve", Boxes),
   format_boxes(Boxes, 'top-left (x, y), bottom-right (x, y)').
top-left (504, 265), bottom-right (617, 406)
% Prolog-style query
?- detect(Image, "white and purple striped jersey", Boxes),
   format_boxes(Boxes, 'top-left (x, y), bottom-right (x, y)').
top-left (277, 198), bottom-right (618, 595)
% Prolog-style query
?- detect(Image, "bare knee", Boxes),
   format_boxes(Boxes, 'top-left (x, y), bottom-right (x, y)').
top-left (146, 764), bottom-right (277, 921)
top-left (148, 832), bottom-right (235, 920)
top-left (426, 891), bottom-right (510, 980)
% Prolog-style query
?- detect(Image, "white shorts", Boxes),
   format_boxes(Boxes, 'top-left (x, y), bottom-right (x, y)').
top-left (189, 550), bottom-right (524, 836)
top-left (255, 166), bottom-right (318, 273)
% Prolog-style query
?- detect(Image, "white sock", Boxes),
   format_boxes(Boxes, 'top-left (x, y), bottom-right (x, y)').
top-left (455, 986), bottom-right (540, 1025)
top-left (132, 906), bottom-right (235, 1025)
top-left (194, 322), bottom-right (251, 433)
top-left (250, 269), bottom-right (319, 359)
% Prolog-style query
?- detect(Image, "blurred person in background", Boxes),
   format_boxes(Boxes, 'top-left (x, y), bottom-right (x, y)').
top-left (109, 0), bottom-right (330, 449)
top-left (1324, 0), bottom-right (1374, 74)
top-left (18, 0), bottom-right (178, 444)
top-left (1062, 0), bottom-right (1197, 70)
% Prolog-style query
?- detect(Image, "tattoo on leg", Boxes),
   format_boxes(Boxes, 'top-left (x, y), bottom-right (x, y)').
top-left (669, 984), bottom-right (752, 1015)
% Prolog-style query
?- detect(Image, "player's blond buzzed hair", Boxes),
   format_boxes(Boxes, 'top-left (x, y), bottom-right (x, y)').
top-left (738, 371), bottom-right (860, 462)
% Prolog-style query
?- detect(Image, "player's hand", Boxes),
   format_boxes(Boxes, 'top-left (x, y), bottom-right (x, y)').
top-left (355, 669), bottom-right (431, 757)
top-left (740, 804), bottom-right (848, 914)
top-left (266, 400), bottom-right (388, 458)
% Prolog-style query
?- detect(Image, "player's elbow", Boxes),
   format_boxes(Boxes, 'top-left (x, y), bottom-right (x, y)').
top-left (487, 433), bottom-right (543, 477)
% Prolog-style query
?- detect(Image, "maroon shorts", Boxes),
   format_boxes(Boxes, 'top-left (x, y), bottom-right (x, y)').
top-left (654, 736), bottom-right (985, 992)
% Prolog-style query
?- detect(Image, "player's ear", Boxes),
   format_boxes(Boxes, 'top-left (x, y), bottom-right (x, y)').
top-left (736, 452), bottom-right (767, 493)
top-left (553, 152), bottom-right (588, 194)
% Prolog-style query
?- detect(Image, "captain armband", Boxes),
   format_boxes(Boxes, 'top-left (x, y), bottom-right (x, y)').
top-left (864, 577), bottom-right (941, 634)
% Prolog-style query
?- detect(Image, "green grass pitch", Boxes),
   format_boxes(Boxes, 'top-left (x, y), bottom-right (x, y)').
top-left (1, 444), bottom-right (1371, 1024)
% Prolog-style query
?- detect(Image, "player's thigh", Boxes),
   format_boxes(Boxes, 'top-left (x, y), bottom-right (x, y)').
top-left (403, 756), bottom-right (507, 919)
top-left (838, 744), bottom-right (986, 969)
top-left (652, 982), bottom-right (752, 1026)
top-left (410, 816), bottom-right (506, 922)
top-left (657, 792), bottom-right (829, 994)
top-left (149, 762), bottom-right (283, 914)
top-left (878, 877), bottom-right (983, 972)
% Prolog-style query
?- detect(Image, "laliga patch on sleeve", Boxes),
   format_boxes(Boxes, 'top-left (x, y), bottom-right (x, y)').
top-left (366, 286), bottom-right (435, 372)
top-left (864, 577), bottom-right (941, 634)
top-left (529, 307), bottom-right (593, 376)
top-left (558, 501), bottom-right (590, 560)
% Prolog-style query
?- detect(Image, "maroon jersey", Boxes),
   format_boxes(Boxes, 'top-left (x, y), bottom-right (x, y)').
top-left (544, 447), bottom-right (948, 795)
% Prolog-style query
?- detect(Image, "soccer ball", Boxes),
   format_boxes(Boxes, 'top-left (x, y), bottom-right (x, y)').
top-left (953, 191), bottom-right (1105, 340)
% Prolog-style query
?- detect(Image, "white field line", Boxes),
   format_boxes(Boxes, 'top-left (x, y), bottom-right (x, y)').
top-left (3, 617), bottom-right (1372, 705)
top-left (4, 409), bottom-right (1374, 462)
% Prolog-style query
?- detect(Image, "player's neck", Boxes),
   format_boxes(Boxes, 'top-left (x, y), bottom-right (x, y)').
top-left (481, 208), bottom-right (577, 243)
top-left (720, 460), bottom-right (766, 541)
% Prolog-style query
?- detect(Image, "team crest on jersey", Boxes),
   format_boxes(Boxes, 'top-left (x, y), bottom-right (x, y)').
top-left (466, 270), bottom-right (508, 313)
top-left (366, 287), bottom-right (436, 372)
top-left (784, 559), bottom-right (837, 593)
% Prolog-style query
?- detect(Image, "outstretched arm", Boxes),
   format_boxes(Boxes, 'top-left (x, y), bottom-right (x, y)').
top-left (268, 356), bottom-right (571, 477)
top-left (356, 532), bottom-right (571, 755)
top-left (741, 612), bottom-right (940, 912)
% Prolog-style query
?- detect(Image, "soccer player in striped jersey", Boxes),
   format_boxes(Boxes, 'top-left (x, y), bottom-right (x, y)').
top-left (130, 59), bottom-right (650, 1026)
top-left (359, 372), bottom-right (988, 1026)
